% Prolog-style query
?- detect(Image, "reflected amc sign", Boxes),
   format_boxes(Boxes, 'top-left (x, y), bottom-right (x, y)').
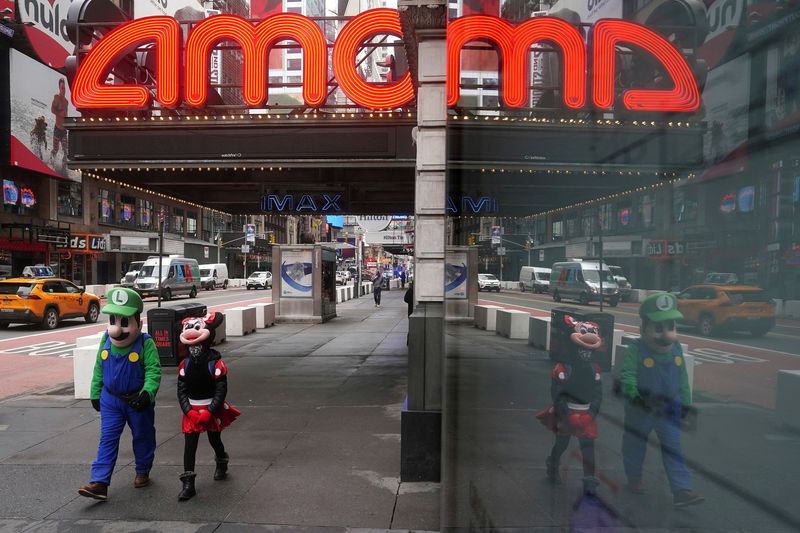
top-left (71, 8), bottom-right (700, 112)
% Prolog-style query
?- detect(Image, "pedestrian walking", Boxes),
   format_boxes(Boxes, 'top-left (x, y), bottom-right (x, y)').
top-left (373, 271), bottom-right (383, 308)
top-left (176, 312), bottom-right (241, 501)
top-left (536, 314), bottom-right (604, 495)
top-left (78, 288), bottom-right (161, 501)
top-left (400, 269), bottom-right (407, 288)
top-left (620, 292), bottom-right (704, 507)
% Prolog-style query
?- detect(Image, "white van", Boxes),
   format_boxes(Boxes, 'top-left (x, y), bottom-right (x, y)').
top-left (550, 260), bottom-right (620, 306)
top-left (134, 256), bottom-right (200, 300)
top-left (120, 261), bottom-right (145, 288)
top-left (519, 266), bottom-right (551, 293)
top-left (199, 263), bottom-right (229, 290)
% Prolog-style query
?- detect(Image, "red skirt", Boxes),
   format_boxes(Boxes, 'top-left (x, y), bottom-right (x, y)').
top-left (535, 405), bottom-right (598, 439)
top-left (182, 402), bottom-right (241, 434)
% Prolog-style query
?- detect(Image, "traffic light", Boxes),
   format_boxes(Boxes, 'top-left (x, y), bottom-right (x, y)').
top-left (269, 233), bottom-right (276, 244)
top-left (468, 235), bottom-right (476, 245)
top-left (376, 54), bottom-right (397, 83)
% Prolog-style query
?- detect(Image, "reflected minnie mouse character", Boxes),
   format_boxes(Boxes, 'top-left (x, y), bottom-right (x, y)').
top-left (176, 312), bottom-right (241, 501)
top-left (536, 313), bottom-right (603, 495)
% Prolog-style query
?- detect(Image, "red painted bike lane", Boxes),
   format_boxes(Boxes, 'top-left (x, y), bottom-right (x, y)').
top-left (0, 296), bottom-right (271, 401)
top-left (477, 298), bottom-right (800, 409)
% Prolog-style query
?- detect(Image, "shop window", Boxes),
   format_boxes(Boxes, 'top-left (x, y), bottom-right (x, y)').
top-left (173, 207), bottom-right (185, 234)
top-left (119, 195), bottom-right (136, 227)
top-left (202, 210), bottom-right (214, 242)
top-left (98, 189), bottom-right (115, 224)
top-left (157, 204), bottom-right (170, 230)
top-left (187, 212), bottom-right (198, 238)
top-left (57, 181), bottom-right (83, 218)
top-left (617, 201), bottom-right (632, 229)
top-left (599, 203), bottom-right (612, 231)
top-left (138, 199), bottom-right (153, 230)
top-left (637, 194), bottom-right (654, 228)
top-left (673, 185), bottom-right (698, 223)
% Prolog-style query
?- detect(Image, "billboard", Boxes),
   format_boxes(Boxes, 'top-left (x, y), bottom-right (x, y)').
top-left (9, 49), bottom-right (80, 180)
top-left (445, 251), bottom-right (468, 299)
top-left (17, 0), bottom-right (75, 69)
top-left (280, 249), bottom-right (313, 298)
top-left (702, 54), bottom-right (750, 164)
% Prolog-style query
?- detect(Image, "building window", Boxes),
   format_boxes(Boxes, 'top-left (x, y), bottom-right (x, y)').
top-left (566, 214), bottom-right (580, 237)
top-left (57, 181), bottom-right (82, 217)
top-left (673, 186), bottom-right (698, 223)
top-left (287, 58), bottom-right (302, 71)
top-left (157, 204), bottom-right (170, 230)
top-left (98, 189), bottom-right (115, 224)
top-left (138, 199), bottom-right (153, 230)
top-left (119, 195), bottom-right (136, 227)
top-left (598, 203), bottom-right (612, 231)
top-left (173, 207), bottom-right (184, 234)
top-left (187, 211), bottom-right (198, 238)
top-left (551, 219), bottom-right (563, 241)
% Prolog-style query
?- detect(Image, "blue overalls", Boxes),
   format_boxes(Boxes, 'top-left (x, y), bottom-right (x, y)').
top-left (621, 340), bottom-right (692, 493)
top-left (91, 333), bottom-right (156, 485)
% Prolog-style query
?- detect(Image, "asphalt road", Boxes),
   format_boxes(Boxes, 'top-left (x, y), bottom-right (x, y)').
top-left (477, 289), bottom-right (800, 408)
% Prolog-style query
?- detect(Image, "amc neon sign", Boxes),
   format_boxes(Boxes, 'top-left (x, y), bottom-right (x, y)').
top-left (72, 8), bottom-right (699, 112)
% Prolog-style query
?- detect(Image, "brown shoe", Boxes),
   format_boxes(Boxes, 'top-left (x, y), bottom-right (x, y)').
top-left (134, 473), bottom-right (150, 488)
top-left (78, 482), bottom-right (108, 501)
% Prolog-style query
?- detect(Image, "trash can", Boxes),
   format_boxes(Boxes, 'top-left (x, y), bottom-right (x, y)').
top-left (147, 302), bottom-right (208, 366)
top-left (549, 307), bottom-right (615, 371)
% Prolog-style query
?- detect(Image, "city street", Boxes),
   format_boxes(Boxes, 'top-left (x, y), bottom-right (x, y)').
top-left (478, 290), bottom-right (800, 408)
top-left (0, 288), bottom-right (272, 401)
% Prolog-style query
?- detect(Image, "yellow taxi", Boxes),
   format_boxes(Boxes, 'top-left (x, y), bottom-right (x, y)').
top-left (676, 284), bottom-right (776, 337)
top-left (0, 278), bottom-right (101, 330)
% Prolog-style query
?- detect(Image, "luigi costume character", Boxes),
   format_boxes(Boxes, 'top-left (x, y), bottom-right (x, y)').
top-left (78, 288), bottom-right (161, 501)
top-left (620, 292), bottom-right (704, 507)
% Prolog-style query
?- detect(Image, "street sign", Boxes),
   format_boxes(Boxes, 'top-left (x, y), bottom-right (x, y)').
top-left (241, 244), bottom-right (251, 253)
top-left (245, 224), bottom-right (256, 243)
top-left (497, 247), bottom-right (506, 256)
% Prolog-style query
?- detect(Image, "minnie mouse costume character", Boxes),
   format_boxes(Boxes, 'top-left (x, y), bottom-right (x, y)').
top-left (536, 313), bottom-right (603, 495)
top-left (176, 312), bottom-right (240, 501)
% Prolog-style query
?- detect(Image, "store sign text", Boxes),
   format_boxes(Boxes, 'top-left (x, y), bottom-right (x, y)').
top-left (647, 240), bottom-right (685, 257)
top-left (260, 193), bottom-right (343, 213)
top-left (57, 234), bottom-right (107, 253)
top-left (72, 10), bottom-right (699, 112)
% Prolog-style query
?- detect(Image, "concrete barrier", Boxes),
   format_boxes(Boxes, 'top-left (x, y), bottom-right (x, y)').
top-left (73, 344), bottom-right (96, 399)
top-left (336, 286), bottom-right (345, 304)
top-left (225, 306), bottom-right (256, 336)
top-left (528, 316), bottom-right (551, 350)
top-left (496, 309), bottom-right (529, 339)
top-left (627, 289), bottom-right (647, 303)
top-left (76, 332), bottom-right (104, 348)
top-left (249, 303), bottom-right (273, 329)
top-left (84, 285), bottom-right (106, 299)
top-left (263, 303), bottom-right (275, 326)
top-left (777, 370), bottom-right (800, 429)
top-left (346, 285), bottom-right (353, 300)
top-left (474, 304), bottom-right (502, 331)
top-left (104, 284), bottom-right (119, 296)
top-left (214, 314), bottom-right (226, 344)
top-left (783, 300), bottom-right (800, 319)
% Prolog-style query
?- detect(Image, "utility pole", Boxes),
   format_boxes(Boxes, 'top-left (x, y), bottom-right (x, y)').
top-left (598, 207), bottom-right (604, 312)
top-left (157, 207), bottom-right (164, 308)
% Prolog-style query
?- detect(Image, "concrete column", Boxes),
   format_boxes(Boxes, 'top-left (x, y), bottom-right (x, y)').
top-left (402, 5), bottom-right (447, 482)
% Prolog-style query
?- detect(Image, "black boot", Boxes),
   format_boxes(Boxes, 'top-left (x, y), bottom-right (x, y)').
top-left (546, 457), bottom-right (561, 485)
top-left (178, 471), bottom-right (196, 501)
top-left (582, 476), bottom-right (599, 496)
top-left (214, 453), bottom-right (229, 481)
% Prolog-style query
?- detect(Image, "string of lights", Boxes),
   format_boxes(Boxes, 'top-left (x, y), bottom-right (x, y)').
top-left (75, 111), bottom-right (415, 123)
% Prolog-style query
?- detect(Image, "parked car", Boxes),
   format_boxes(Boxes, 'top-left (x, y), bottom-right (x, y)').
top-left (199, 263), bottom-right (229, 290)
top-left (119, 261), bottom-right (145, 288)
top-left (247, 271), bottom-right (272, 290)
top-left (478, 273), bottom-right (501, 292)
top-left (550, 261), bottom-right (619, 306)
top-left (519, 266), bottom-right (551, 293)
top-left (336, 271), bottom-right (346, 285)
top-left (134, 256), bottom-right (200, 300)
top-left (676, 284), bottom-right (775, 337)
top-left (704, 272), bottom-right (739, 285)
top-left (608, 265), bottom-right (633, 301)
top-left (0, 278), bottom-right (100, 330)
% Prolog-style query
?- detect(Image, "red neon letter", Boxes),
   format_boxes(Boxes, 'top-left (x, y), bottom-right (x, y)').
top-left (185, 13), bottom-right (327, 107)
top-left (592, 20), bottom-right (700, 112)
top-left (333, 9), bottom-right (414, 110)
top-left (447, 16), bottom-right (586, 109)
top-left (72, 17), bottom-right (180, 109)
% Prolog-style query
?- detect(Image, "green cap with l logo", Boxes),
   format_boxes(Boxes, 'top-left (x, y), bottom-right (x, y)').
top-left (639, 292), bottom-right (684, 322)
top-left (102, 287), bottom-right (143, 316)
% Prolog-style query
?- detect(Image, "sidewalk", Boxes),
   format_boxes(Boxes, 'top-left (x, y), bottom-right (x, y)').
top-left (0, 288), bottom-right (438, 532)
top-left (441, 322), bottom-right (800, 532)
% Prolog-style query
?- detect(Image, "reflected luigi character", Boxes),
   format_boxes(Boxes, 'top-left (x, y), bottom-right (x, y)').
top-left (620, 292), bottom-right (704, 507)
top-left (78, 288), bottom-right (161, 501)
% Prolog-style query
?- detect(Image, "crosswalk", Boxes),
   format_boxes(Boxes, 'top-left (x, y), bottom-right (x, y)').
top-left (2, 341), bottom-right (77, 358)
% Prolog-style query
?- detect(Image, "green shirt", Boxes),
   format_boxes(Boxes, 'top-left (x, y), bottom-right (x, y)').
top-left (90, 333), bottom-right (162, 401)
top-left (620, 340), bottom-right (691, 407)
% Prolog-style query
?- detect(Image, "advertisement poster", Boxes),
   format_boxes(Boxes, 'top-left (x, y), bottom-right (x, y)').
top-left (17, 0), bottom-right (75, 68)
top-left (445, 252), bottom-right (468, 300)
top-left (281, 249), bottom-right (313, 298)
top-left (9, 49), bottom-right (80, 180)
top-left (702, 54), bottom-right (750, 165)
